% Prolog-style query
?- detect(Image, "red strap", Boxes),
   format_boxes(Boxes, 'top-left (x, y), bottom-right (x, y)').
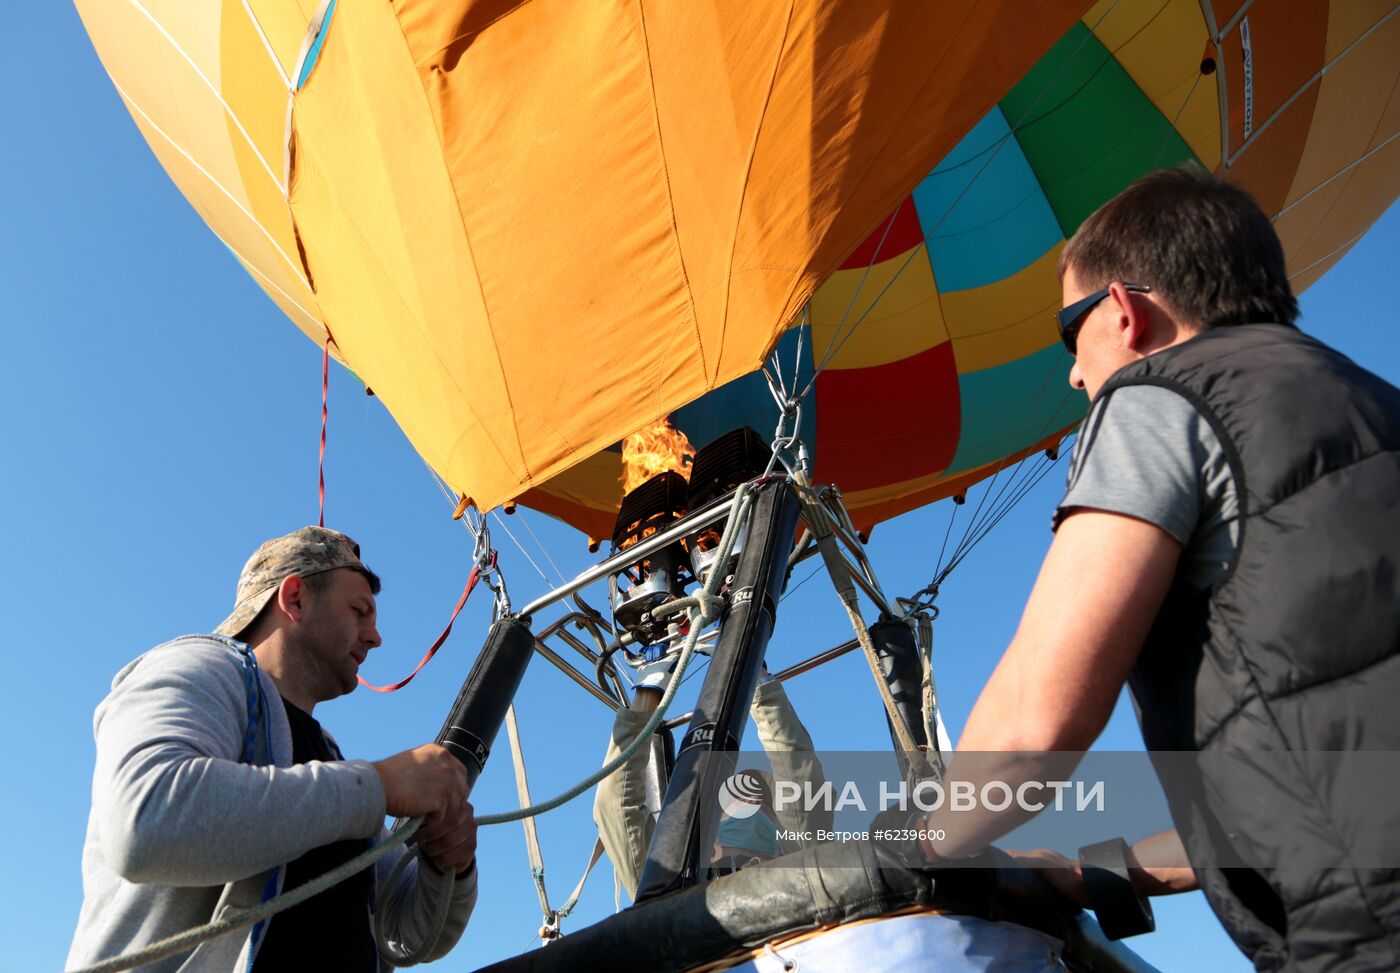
top-left (318, 339), bottom-right (330, 528)
top-left (357, 552), bottom-right (496, 693)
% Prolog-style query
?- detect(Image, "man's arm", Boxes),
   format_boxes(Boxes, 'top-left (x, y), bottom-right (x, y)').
top-left (97, 640), bottom-right (470, 888)
top-left (921, 509), bottom-right (1181, 860)
top-left (94, 641), bottom-right (386, 885)
top-left (961, 508), bottom-right (1180, 751)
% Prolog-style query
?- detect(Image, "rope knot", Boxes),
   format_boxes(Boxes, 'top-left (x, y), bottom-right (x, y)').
top-left (653, 591), bottom-right (725, 626)
top-left (692, 591), bottom-right (724, 625)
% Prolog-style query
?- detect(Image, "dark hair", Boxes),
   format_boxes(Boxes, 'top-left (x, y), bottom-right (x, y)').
top-left (1060, 166), bottom-right (1298, 329)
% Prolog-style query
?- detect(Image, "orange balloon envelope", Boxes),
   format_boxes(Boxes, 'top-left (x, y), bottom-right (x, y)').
top-left (76, 0), bottom-right (1400, 538)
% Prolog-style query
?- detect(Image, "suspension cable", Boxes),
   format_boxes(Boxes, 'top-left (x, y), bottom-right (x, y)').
top-left (472, 482), bottom-right (758, 828)
top-left (799, 0), bottom-right (1126, 404)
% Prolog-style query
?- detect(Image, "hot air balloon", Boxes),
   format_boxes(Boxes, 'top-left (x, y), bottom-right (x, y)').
top-left (73, 0), bottom-right (1400, 969)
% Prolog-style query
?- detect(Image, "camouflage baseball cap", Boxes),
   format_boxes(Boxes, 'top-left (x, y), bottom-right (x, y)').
top-left (214, 526), bottom-right (370, 639)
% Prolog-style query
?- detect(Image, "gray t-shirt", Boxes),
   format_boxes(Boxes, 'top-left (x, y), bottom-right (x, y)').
top-left (1054, 384), bottom-right (1239, 590)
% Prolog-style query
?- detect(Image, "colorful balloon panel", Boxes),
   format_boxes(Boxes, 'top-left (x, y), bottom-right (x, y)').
top-left (75, 0), bottom-right (1400, 540)
top-left (525, 0), bottom-right (1400, 537)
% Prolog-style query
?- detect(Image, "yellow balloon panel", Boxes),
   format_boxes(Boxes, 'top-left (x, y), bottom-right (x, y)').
top-left (941, 246), bottom-right (1064, 376)
top-left (122, 95), bottom-right (315, 323)
top-left (77, 0), bottom-right (252, 221)
top-left (809, 247), bottom-right (947, 372)
top-left (288, 0), bottom-right (523, 490)
top-left (286, 0), bottom-right (1091, 512)
top-left (1085, 0), bottom-right (1220, 168)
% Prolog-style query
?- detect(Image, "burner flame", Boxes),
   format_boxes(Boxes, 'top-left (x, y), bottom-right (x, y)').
top-left (621, 417), bottom-right (695, 495)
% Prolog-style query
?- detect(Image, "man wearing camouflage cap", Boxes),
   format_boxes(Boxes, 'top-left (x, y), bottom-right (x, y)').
top-left (68, 526), bottom-right (479, 972)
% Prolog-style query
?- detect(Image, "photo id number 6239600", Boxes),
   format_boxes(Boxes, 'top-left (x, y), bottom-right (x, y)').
top-left (873, 828), bottom-right (946, 842)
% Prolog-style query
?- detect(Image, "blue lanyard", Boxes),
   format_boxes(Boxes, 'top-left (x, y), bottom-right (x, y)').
top-left (237, 645), bottom-right (263, 765)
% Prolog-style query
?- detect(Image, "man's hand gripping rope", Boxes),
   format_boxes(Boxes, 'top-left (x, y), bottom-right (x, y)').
top-left (67, 485), bottom-right (755, 973)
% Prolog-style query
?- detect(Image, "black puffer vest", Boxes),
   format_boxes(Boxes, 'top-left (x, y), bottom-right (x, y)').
top-left (1097, 325), bottom-right (1400, 971)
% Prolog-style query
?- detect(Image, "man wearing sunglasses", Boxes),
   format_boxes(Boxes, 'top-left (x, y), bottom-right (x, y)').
top-left (918, 166), bottom-right (1400, 971)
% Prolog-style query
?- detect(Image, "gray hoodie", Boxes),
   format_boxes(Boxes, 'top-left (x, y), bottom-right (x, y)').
top-left (67, 635), bottom-right (477, 971)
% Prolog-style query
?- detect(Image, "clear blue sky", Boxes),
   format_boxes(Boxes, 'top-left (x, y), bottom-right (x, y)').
top-left (3, 6), bottom-right (1396, 971)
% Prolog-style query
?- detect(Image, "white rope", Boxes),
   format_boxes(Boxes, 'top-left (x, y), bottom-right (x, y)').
top-left (518, 509), bottom-right (569, 584)
top-left (106, 77), bottom-right (309, 288)
top-left (541, 839), bottom-right (606, 941)
top-left (492, 511), bottom-right (553, 589)
top-left (239, 0), bottom-right (294, 91)
top-left (68, 818), bottom-right (426, 973)
top-left (121, 0), bottom-right (288, 194)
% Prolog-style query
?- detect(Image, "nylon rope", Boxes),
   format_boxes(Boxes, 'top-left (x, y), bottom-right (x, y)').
top-left (795, 478), bottom-right (919, 754)
top-left (943, 450), bottom-right (1046, 577)
top-left (516, 508), bottom-right (568, 585)
top-left (926, 293), bottom-right (1073, 586)
top-left (67, 818), bottom-right (424, 973)
top-left (803, 200), bottom-right (912, 392)
top-left (505, 704), bottom-right (554, 924)
top-left (472, 483), bottom-right (756, 828)
top-left (963, 448), bottom-right (1064, 550)
top-left (940, 374), bottom-right (1078, 580)
top-left (373, 838), bottom-right (458, 967)
top-left (935, 453), bottom-right (1064, 589)
top-left (790, 304), bottom-right (808, 398)
top-left (935, 449), bottom-right (1063, 588)
top-left (926, 351), bottom-right (1076, 595)
top-left (491, 511), bottom-right (554, 589)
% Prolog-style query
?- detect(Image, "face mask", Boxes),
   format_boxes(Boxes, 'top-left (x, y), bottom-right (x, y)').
top-left (717, 810), bottom-right (779, 858)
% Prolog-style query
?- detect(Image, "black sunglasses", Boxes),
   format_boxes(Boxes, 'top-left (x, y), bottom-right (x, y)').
top-left (1055, 283), bottom-right (1151, 355)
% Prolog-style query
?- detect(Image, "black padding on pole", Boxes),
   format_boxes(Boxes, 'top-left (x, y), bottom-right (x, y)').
top-left (635, 480), bottom-right (802, 901)
top-left (472, 842), bottom-right (1158, 973)
top-left (1080, 838), bottom-right (1156, 940)
top-left (871, 616), bottom-right (944, 786)
top-left (434, 616), bottom-right (535, 789)
top-left (871, 617), bottom-right (928, 751)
